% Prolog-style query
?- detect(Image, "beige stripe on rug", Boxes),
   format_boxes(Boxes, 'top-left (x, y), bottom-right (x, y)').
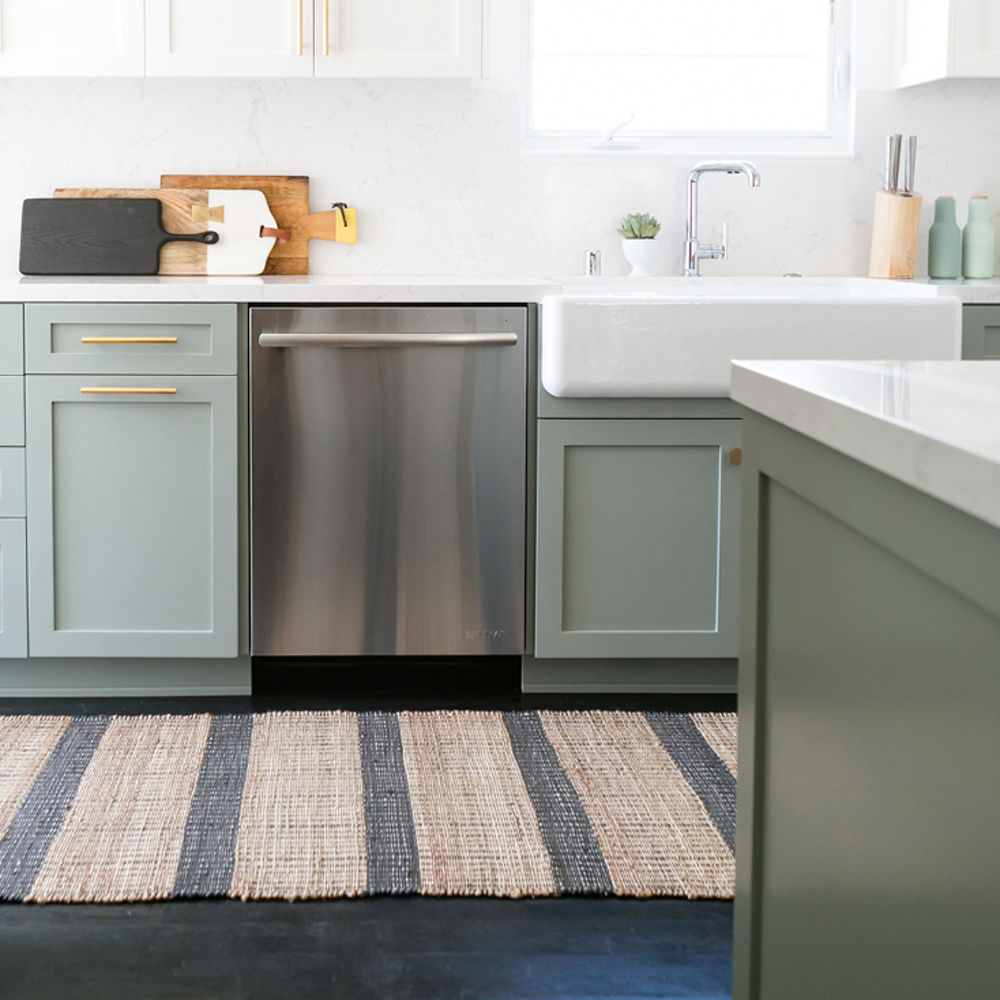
top-left (230, 711), bottom-right (366, 900)
top-left (28, 714), bottom-right (210, 903)
top-left (398, 711), bottom-right (556, 897)
top-left (0, 716), bottom-right (70, 837)
top-left (541, 711), bottom-right (734, 899)
top-left (692, 712), bottom-right (739, 777)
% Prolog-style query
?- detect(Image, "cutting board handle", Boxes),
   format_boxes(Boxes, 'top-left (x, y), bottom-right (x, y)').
top-left (165, 230), bottom-right (219, 245)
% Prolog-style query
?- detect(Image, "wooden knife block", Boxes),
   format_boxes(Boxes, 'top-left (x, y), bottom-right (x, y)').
top-left (869, 190), bottom-right (922, 279)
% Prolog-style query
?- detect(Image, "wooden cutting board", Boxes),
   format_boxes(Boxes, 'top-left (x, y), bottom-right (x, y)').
top-left (54, 187), bottom-right (280, 275)
top-left (161, 175), bottom-right (311, 275)
top-left (20, 198), bottom-right (218, 276)
top-left (160, 175), bottom-right (357, 274)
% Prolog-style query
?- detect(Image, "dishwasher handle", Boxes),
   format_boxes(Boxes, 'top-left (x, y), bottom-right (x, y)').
top-left (258, 331), bottom-right (518, 348)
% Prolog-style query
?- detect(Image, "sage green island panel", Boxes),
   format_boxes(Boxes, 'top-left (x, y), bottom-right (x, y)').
top-left (24, 303), bottom-right (238, 375)
top-left (0, 305), bottom-right (23, 373)
top-left (0, 449), bottom-right (26, 517)
top-left (535, 418), bottom-right (741, 659)
top-left (961, 303), bottom-right (1000, 359)
top-left (0, 519), bottom-right (27, 658)
top-left (733, 414), bottom-right (1000, 1000)
top-left (25, 375), bottom-right (239, 658)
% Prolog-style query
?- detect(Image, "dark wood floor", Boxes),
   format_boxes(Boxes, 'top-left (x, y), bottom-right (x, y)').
top-left (0, 660), bottom-right (736, 1000)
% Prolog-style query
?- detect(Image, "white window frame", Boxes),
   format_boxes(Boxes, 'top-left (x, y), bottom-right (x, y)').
top-left (520, 0), bottom-right (855, 159)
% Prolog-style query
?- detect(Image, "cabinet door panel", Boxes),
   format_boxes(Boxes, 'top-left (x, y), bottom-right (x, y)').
top-left (26, 375), bottom-right (238, 657)
top-left (0, 519), bottom-right (27, 658)
top-left (535, 419), bottom-right (741, 659)
top-left (146, 0), bottom-right (313, 77)
top-left (315, 0), bottom-right (481, 76)
top-left (0, 0), bottom-right (143, 76)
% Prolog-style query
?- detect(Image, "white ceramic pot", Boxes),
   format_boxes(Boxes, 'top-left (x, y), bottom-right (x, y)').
top-left (621, 238), bottom-right (660, 277)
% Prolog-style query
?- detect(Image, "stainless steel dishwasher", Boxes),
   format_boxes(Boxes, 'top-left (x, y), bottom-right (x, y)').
top-left (249, 305), bottom-right (527, 657)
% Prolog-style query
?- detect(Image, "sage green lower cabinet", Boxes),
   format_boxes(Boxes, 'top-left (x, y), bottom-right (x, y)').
top-left (961, 303), bottom-right (1000, 359)
top-left (25, 375), bottom-right (239, 658)
top-left (534, 418), bottom-right (741, 659)
top-left (733, 413), bottom-right (1000, 1000)
top-left (0, 519), bottom-right (28, 658)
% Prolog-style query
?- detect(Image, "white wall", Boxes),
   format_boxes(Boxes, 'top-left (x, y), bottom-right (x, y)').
top-left (2, 4), bottom-right (1000, 277)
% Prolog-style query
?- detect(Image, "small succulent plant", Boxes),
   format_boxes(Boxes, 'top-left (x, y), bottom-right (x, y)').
top-left (617, 212), bottom-right (661, 239)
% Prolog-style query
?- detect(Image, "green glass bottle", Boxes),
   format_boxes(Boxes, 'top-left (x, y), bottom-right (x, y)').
top-left (928, 197), bottom-right (961, 279)
top-left (962, 196), bottom-right (995, 279)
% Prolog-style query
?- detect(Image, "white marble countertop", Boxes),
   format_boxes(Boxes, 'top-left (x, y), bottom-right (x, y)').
top-left (730, 359), bottom-right (1000, 530)
top-left (0, 273), bottom-right (998, 303)
top-left (1, 274), bottom-right (559, 303)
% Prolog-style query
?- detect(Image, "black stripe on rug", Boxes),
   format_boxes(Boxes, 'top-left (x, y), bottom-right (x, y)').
top-left (359, 712), bottom-right (421, 894)
top-left (503, 711), bottom-right (613, 895)
top-left (174, 714), bottom-right (253, 897)
top-left (0, 715), bottom-right (110, 901)
top-left (645, 712), bottom-right (736, 852)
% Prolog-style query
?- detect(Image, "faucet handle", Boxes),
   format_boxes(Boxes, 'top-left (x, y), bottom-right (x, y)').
top-left (720, 221), bottom-right (729, 260)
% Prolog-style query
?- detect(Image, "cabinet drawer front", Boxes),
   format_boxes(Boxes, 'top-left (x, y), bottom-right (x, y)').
top-left (26, 375), bottom-right (239, 658)
top-left (0, 378), bottom-right (25, 445)
top-left (0, 449), bottom-right (26, 517)
top-left (25, 304), bottom-right (238, 375)
top-left (0, 305), bottom-right (23, 374)
top-left (0, 519), bottom-right (27, 658)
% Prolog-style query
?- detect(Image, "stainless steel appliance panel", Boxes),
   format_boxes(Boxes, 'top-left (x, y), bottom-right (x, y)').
top-left (250, 306), bottom-right (527, 656)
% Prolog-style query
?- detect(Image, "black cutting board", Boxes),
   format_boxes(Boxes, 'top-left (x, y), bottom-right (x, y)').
top-left (19, 198), bottom-right (219, 276)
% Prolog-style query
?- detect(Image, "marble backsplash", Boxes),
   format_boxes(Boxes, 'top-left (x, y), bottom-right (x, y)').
top-left (1, 75), bottom-right (999, 278)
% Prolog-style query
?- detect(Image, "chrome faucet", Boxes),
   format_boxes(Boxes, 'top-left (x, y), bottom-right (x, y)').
top-left (683, 161), bottom-right (761, 276)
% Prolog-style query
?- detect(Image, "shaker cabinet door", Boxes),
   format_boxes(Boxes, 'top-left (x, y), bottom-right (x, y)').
top-left (145, 0), bottom-right (314, 77)
top-left (0, 0), bottom-right (144, 76)
top-left (313, 0), bottom-right (481, 77)
top-left (534, 419), bottom-right (742, 659)
top-left (26, 375), bottom-right (238, 657)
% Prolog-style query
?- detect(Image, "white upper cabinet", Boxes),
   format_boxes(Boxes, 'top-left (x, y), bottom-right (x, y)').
top-left (314, 0), bottom-right (481, 77)
top-left (0, 0), bottom-right (144, 76)
top-left (895, 0), bottom-right (1000, 86)
top-left (0, 0), bottom-right (480, 77)
top-left (149, 0), bottom-right (481, 78)
top-left (146, 0), bottom-right (313, 77)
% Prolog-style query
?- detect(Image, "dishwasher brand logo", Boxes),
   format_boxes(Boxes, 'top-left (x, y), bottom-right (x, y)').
top-left (466, 629), bottom-right (507, 641)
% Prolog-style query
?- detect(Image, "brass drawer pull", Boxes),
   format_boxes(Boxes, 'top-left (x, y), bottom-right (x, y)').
top-left (80, 336), bottom-right (179, 344)
top-left (727, 447), bottom-right (743, 466)
top-left (80, 387), bottom-right (178, 395)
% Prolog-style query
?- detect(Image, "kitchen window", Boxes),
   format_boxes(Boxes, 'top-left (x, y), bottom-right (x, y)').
top-left (524, 0), bottom-right (852, 156)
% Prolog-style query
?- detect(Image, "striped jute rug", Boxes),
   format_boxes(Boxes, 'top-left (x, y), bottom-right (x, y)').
top-left (0, 710), bottom-right (736, 904)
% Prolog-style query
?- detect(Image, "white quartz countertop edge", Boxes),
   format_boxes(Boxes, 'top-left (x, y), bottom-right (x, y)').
top-left (2, 275), bottom-right (560, 303)
top-left (730, 360), bottom-right (1000, 531)
top-left (2, 274), bottom-right (1000, 303)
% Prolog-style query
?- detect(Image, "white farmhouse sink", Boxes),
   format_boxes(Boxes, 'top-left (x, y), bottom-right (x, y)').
top-left (540, 277), bottom-right (962, 397)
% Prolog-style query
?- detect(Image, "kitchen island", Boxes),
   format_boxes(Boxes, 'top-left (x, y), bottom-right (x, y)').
top-left (730, 359), bottom-right (1000, 1000)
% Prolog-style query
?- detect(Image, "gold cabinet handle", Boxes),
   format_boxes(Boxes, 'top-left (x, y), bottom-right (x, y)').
top-left (727, 447), bottom-right (743, 466)
top-left (80, 387), bottom-right (178, 395)
top-left (323, 0), bottom-right (330, 56)
top-left (297, 0), bottom-right (304, 55)
top-left (80, 336), bottom-right (179, 344)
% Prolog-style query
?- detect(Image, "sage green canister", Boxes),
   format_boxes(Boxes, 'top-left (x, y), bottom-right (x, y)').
top-left (962, 195), bottom-right (995, 279)
top-left (928, 197), bottom-right (961, 278)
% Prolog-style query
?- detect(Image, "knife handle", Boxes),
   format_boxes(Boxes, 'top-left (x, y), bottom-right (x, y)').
top-left (163, 230), bottom-right (219, 245)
